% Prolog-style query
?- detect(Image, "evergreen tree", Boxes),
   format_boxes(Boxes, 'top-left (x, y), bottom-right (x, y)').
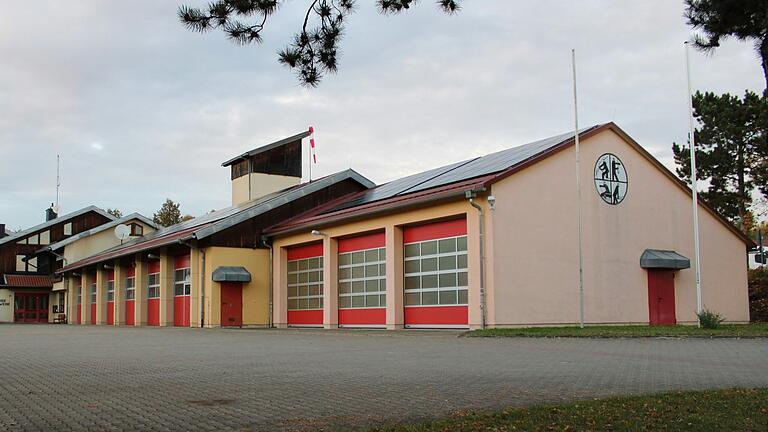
top-left (178, 0), bottom-right (461, 87)
top-left (673, 90), bottom-right (767, 230)
top-left (685, 0), bottom-right (768, 88)
top-left (153, 199), bottom-right (183, 227)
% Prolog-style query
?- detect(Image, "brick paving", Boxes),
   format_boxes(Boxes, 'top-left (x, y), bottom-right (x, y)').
top-left (1, 325), bottom-right (767, 431)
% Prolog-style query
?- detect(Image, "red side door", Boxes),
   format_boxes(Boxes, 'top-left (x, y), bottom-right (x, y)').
top-left (220, 282), bottom-right (242, 327)
top-left (647, 269), bottom-right (676, 325)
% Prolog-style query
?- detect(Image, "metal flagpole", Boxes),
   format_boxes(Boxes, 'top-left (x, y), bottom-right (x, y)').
top-left (572, 49), bottom-right (585, 328)
top-left (685, 41), bottom-right (703, 324)
top-left (308, 126), bottom-right (314, 182)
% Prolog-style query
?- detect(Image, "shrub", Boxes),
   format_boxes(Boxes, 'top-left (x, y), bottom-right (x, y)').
top-left (697, 309), bottom-right (724, 329)
top-left (749, 268), bottom-right (768, 322)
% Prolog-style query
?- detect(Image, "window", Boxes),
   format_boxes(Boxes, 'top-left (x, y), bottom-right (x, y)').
top-left (27, 234), bottom-right (39, 245)
top-left (16, 255), bottom-right (26, 272)
top-left (58, 292), bottom-right (65, 308)
top-left (27, 257), bottom-right (37, 272)
top-left (287, 256), bottom-right (324, 310)
top-left (130, 224), bottom-right (144, 236)
top-left (90, 283), bottom-right (97, 303)
top-left (39, 230), bottom-right (50, 245)
top-left (63, 222), bottom-right (72, 236)
top-left (16, 238), bottom-right (26, 245)
top-left (174, 268), bottom-right (191, 296)
top-left (147, 273), bottom-right (160, 298)
top-left (107, 281), bottom-right (114, 302)
top-left (77, 286), bottom-right (81, 305)
top-left (404, 235), bottom-right (468, 306)
top-left (338, 247), bottom-right (386, 309)
top-left (125, 277), bottom-right (136, 300)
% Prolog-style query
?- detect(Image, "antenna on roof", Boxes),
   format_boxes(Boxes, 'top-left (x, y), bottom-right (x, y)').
top-left (55, 155), bottom-right (61, 210)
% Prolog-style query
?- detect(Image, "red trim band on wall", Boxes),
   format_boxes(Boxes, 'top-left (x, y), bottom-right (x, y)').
top-left (175, 255), bottom-right (191, 269)
top-left (404, 218), bottom-right (467, 243)
top-left (107, 270), bottom-right (114, 281)
top-left (148, 261), bottom-right (160, 274)
top-left (338, 308), bottom-right (385, 326)
top-left (287, 310), bottom-right (323, 326)
top-left (338, 232), bottom-right (385, 253)
top-left (287, 243), bottom-right (323, 260)
top-left (126, 266), bottom-right (136, 278)
top-left (404, 305), bottom-right (468, 326)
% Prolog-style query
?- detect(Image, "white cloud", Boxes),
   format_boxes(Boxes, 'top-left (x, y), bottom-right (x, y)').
top-left (0, 0), bottom-right (763, 228)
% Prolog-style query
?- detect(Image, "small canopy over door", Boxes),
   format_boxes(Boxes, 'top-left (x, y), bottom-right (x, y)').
top-left (640, 249), bottom-right (690, 270)
top-left (212, 267), bottom-right (252, 283)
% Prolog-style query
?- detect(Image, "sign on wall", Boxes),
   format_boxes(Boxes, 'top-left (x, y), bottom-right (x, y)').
top-left (594, 153), bottom-right (628, 205)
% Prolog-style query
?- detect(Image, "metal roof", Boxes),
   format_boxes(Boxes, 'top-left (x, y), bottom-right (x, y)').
top-left (325, 126), bottom-right (601, 214)
top-left (35, 213), bottom-right (158, 254)
top-left (58, 169), bottom-right (374, 272)
top-left (0, 206), bottom-right (115, 246)
top-left (640, 249), bottom-right (691, 269)
top-left (221, 130), bottom-right (312, 167)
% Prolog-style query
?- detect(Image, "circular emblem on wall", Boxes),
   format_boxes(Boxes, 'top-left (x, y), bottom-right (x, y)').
top-left (594, 153), bottom-right (628, 205)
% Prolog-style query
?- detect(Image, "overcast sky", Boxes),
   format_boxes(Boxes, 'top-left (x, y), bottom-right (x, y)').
top-left (0, 1), bottom-right (764, 230)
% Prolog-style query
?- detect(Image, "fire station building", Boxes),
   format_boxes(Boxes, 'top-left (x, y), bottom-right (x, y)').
top-left (57, 123), bottom-right (751, 329)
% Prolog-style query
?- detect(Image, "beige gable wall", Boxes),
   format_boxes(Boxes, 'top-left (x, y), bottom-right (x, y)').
top-left (489, 128), bottom-right (749, 326)
top-left (63, 220), bottom-right (156, 265)
top-left (232, 173), bottom-right (300, 205)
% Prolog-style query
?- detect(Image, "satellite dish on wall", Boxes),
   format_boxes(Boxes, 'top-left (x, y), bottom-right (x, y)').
top-left (52, 204), bottom-right (60, 214)
top-left (115, 224), bottom-right (131, 241)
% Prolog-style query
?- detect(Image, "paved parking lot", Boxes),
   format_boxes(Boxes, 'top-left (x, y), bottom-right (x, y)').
top-left (1, 325), bottom-right (767, 431)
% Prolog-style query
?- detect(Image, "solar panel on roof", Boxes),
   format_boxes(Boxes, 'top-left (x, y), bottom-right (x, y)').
top-left (323, 126), bottom-right (600, 213)
top-left (328, 159), bottom-right (476, 212)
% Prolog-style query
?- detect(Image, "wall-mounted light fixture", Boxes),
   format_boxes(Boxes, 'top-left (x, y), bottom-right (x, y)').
top-left (147, 253), bottom-right (160, 260)
top-left (310, 230), bottom-right (326, 237)
top-left (487, 195), bottom-right (496, 211)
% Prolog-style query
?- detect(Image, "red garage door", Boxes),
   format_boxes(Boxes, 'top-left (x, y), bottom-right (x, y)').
top-left (125, 267), bottom-right (136, 326)
top-left (403, 219), bottom-right (469, 328)
top-left (287, 243), bottom-right (324, 327)
top-left (106, 270), bottom-right (115, 325)
top-left (173, 255), bottom-right (191, 327)
top-left (338, 232), bottom-right (386, 328)
top-left (147, 261), bottom-right (160, 326)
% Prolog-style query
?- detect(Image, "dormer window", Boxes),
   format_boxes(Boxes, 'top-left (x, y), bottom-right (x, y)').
top-left (130, 224), bottom-right (143, 236)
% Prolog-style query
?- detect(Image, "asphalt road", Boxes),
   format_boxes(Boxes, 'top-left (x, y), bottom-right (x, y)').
top-left (1, 325), bottom-right (767, 431)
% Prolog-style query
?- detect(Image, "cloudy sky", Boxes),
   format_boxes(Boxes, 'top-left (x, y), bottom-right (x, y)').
top-left (0, 1), bottom-right (763, 230)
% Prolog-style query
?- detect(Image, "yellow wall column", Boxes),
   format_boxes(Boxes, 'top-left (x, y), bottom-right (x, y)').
top-left (467, 208), bottom-right (484, 330)
top-left (96, 267), bottom-right (106, 325)
top-left (385, 225), bottom-right (405, 329)
top-left (159, 253), bottom-right (174, 327)
top-left (114, 264), bottom-right (125, 326)
top-left (80, 273), bottom-right (89, 325)
top-left (68, 275), bottom-right (78, 325)
top-left (322, 237), bottom-right (339, 329)
top-left (189, 248), bottom-right (201, 328)
top-left (134, 256), bottom-right (148, 326)
top-left (273, 246), bottom-right (288, 328)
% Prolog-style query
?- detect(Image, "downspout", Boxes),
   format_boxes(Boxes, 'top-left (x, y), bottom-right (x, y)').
top-left (261, 235), bottom-right (273, 328)
top-left (200, 248), bottom-right (206, 328)
top-left (465, 190), bottom-right (487, 329)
